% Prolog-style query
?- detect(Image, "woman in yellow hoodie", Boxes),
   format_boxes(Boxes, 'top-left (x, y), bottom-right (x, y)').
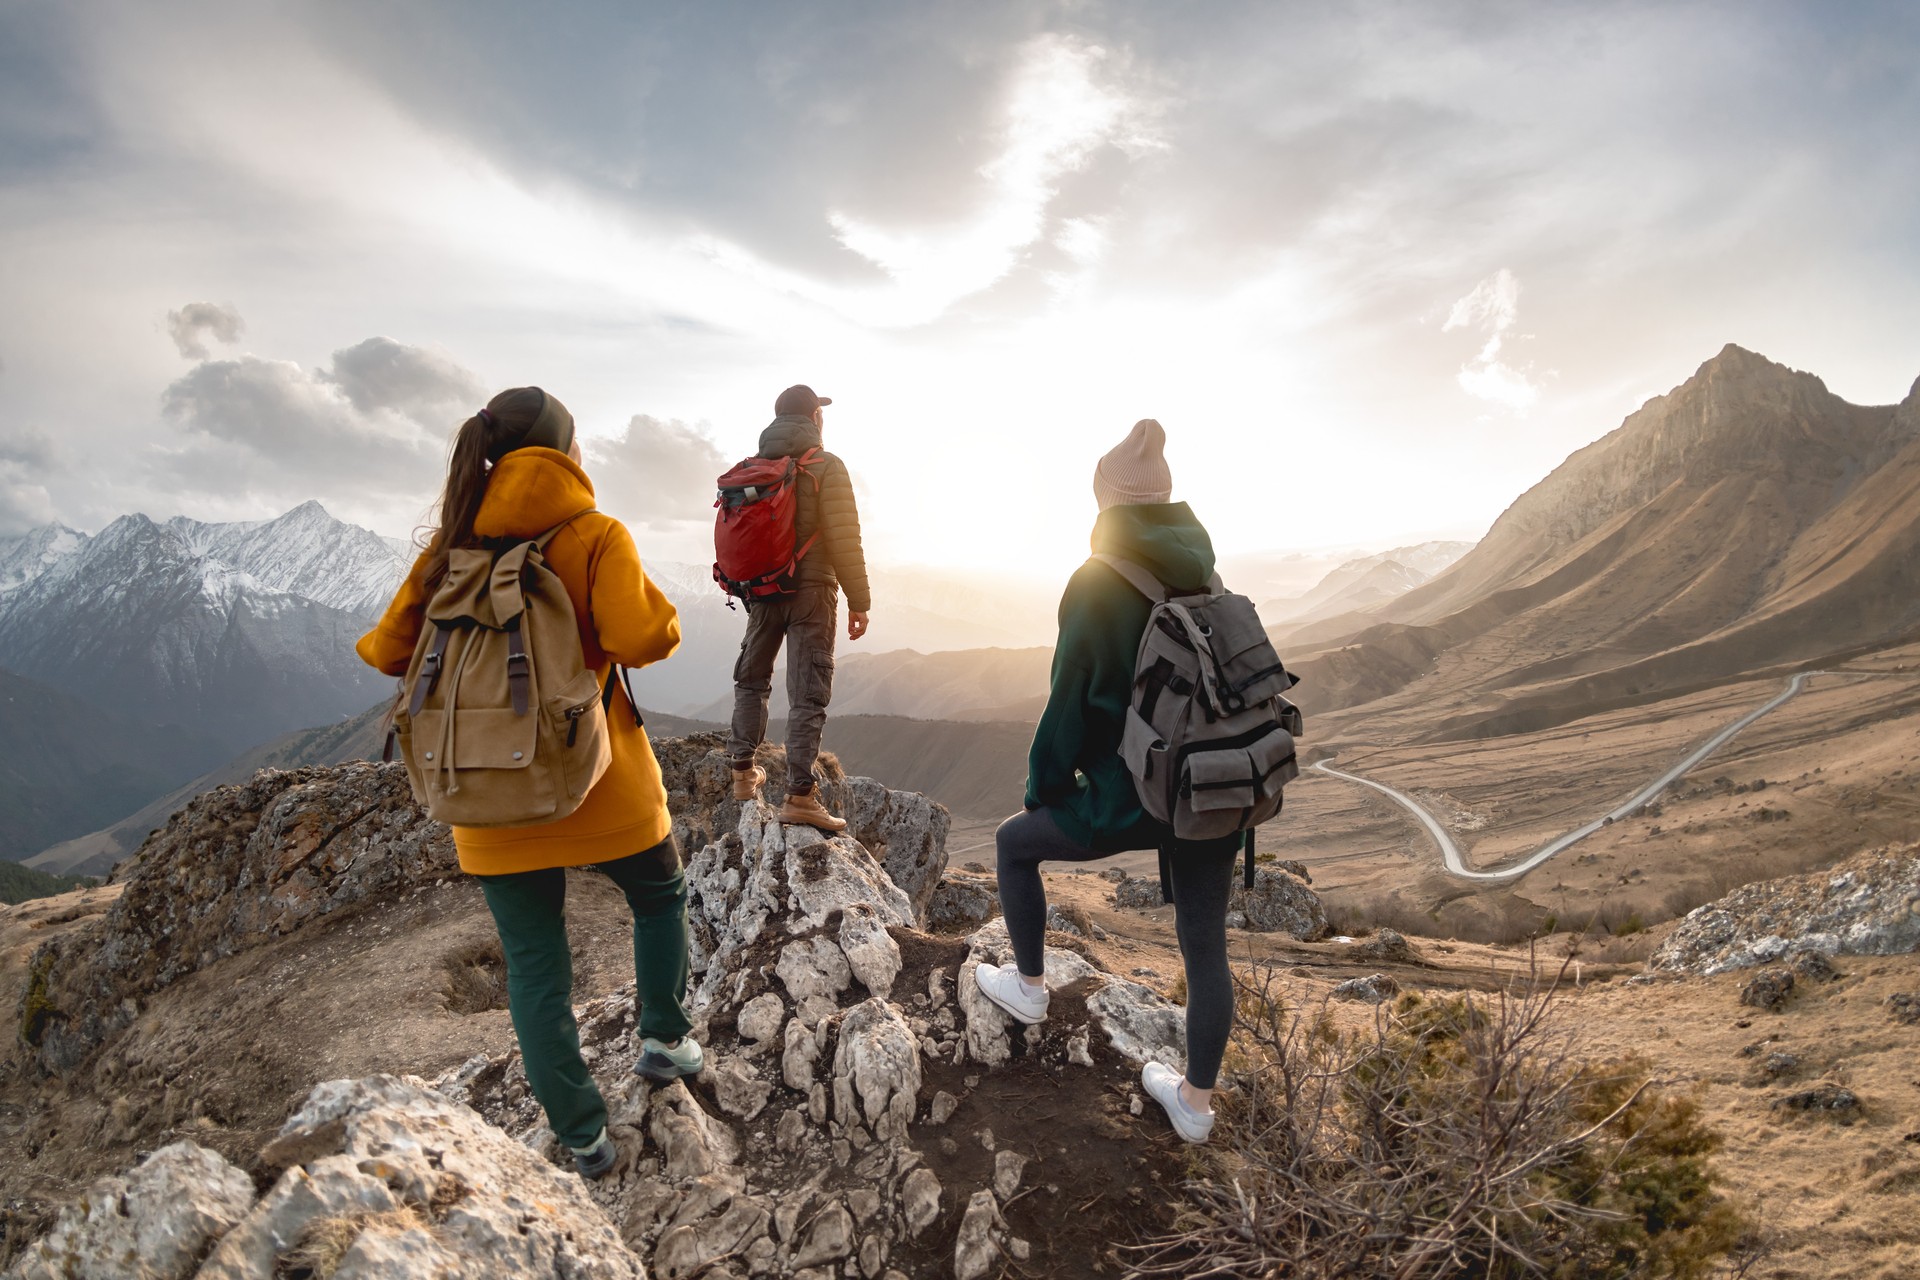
top-left (358, 386), bottom-right (692, 1179)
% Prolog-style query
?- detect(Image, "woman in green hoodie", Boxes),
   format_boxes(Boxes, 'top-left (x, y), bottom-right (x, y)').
top-left (976, 419), bottom-right (1241, 1144)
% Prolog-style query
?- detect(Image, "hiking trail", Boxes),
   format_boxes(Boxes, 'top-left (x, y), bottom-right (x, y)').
top-left (1312, 670), bottom-right (1871, 882)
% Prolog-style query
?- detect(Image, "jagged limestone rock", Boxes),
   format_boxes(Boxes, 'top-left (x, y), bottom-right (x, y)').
top-left (901, 1167), bottom-right (942, 1237)
top-left (655, 734), bottom-right (948, 926)
top-left (1654, 843), bottom-right (1920, 974)
top-left (198, 1075), bottom-right (641, 1279)
top-left (776, 936), bottom-right (853, 1001)
top-left (952, 1190), bottom-right (1006, 1280)
top-left (833, 999), bottom-right (922, 1143)
top-left (1086, 977), bottom-right (1187, 1070)
top-left (706, 1053), bottom-right (773, 1121)
top-left (925, 873), bottom-right (999, 930)
top-left (4, 1142), bottom-right (256, 1280)
top-left (1331, 974), bottom-right (1400, 1004)
top-left (735, 992), bottom-right (786, 1043)
top-left (838, 904), bottom-right (902, 999)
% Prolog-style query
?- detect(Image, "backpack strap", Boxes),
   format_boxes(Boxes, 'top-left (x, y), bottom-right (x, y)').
top-left (1091, 553), bottom-right (1165, 601)
top-left (1092, 553), bottom-right (1222, 600)
top-left (601, 663), bottom-right (644, 727)
top-left (530, 509), bottom-right (598, 551)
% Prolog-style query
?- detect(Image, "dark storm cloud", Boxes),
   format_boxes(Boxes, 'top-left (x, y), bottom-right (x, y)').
top-left (585, 414), bottom-right (730, 530)
top-left (166, 302), bottom-right (245, 359)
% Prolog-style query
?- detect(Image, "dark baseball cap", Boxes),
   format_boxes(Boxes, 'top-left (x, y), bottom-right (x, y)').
top-left (775, 384), bottom-right (833, 415)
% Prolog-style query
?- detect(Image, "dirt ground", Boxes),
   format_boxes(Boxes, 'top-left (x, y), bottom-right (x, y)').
top-left (0, 872), bottom-right (643, 1204)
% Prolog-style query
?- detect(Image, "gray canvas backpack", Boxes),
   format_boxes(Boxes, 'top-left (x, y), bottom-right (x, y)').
top-left (1098, 553), bottom-right (1302, 894)
top-left (387, 514), bottom-right (638, 827)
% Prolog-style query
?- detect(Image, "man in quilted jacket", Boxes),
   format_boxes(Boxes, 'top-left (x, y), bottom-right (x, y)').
top-left (727, 384), bottom-right (872, 830)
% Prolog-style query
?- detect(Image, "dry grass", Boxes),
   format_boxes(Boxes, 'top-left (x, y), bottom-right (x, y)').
top-left (1130, 955), bottom-right (1752, 1279)
top-left (277, 1207), bottom-right (428, 1279)
top-left (439, 939), bottom-right (509, 1015)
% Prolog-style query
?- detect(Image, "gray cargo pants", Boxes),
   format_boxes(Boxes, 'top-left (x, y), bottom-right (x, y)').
top-left (728, 585), bottom-right (838, 794)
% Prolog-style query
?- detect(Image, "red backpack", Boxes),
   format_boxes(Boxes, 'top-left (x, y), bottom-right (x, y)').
top-left (712, 448), bottom-right (822, 601)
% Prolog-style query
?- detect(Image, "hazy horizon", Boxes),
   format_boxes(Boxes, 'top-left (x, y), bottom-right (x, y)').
top-left (4, 2), bottom-right (1917, 581)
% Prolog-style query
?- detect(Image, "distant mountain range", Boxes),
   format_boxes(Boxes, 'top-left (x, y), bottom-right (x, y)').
top-left (0, 500), bottom-right (405, 760)
top-left (1262, 541), bottom-right (1475, 633)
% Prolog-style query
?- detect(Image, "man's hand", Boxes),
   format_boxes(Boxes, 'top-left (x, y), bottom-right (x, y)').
top-left (847, 610), bottom-right (870, 641)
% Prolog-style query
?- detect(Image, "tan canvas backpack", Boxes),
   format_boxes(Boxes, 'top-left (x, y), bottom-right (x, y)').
top-left (388, 515), bottom-right (633, 827)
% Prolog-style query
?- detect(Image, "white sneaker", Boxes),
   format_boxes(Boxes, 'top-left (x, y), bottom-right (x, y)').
top-left (1142, 1061), bottom-right (1215, 1144)
top-left (974, 962), bottom-right (1050, 1025)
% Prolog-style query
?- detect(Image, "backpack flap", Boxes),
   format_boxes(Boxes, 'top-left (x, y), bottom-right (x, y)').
top-left (1185, 748), bottom-right (1257, 813)
top-left (1187, 593), bottom-right (1292, 714)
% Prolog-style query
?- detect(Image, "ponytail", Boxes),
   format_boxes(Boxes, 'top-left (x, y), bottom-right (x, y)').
top-left (417, 386), bottom-right (560, 586)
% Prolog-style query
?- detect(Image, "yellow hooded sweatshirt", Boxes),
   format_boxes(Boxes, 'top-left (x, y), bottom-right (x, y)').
top-left (356, 448), bottom-right (682, 875)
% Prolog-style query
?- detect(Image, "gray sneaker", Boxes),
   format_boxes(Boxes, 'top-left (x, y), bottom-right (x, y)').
top-left (570, 1128), bottom-right (618, 1179)
top-left (633, 1036), bottom-right (705, 1082)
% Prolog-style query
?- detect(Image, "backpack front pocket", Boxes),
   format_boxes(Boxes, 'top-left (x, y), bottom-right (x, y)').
top-left (545, 669), bottom-right (613, 802)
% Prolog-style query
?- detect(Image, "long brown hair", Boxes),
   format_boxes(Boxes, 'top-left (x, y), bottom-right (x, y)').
top-left (418, 386), bottom-right (550, 586)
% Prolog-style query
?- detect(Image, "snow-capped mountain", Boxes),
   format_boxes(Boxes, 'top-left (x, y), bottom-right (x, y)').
top-left (160, 500), bottom-right (410, 616)
top-left (0, 523), bottom-right (90, 596)
top-left (0, 503), bottom-right (406, 759)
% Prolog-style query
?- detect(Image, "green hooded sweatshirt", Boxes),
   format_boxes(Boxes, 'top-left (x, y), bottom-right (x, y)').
top-left (1025, 502), bottom-right (1237, 853)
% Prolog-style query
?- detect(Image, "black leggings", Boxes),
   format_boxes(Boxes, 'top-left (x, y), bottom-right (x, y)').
top-left (994, 808), bottom-right (1237, 1090)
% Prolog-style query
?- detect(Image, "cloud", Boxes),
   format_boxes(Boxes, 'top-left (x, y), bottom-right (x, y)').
top-left (1442, 269), bottom-right (1544, 412)
top-left (823, 34), bottom-right (1161, 324)
top-left (166, 301), bottom-right (245, 359)
top-left (322, 336), bottom-right (486, 421)
top-left (158, 336), bottom-right (478, 502)
top-left (584, 414), bottom-right (730, 530)
top-left (0, 428), bottom-right (57, 535)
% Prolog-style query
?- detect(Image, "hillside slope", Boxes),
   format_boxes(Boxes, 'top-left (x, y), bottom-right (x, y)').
top-left (1288, 346), bottom-right (1920, 737)
top-left (0, 667), bottom-right (225, 862)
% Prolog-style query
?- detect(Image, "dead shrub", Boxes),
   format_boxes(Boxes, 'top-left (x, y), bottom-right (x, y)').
top-left (440, 939), bottom-right (509, 1015)
top-left (1130, 956), bottom-right (1748, 1278)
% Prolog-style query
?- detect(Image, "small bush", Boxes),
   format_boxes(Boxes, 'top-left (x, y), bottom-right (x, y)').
top-left (1131, 957), bottom-right (1748, 1278)
top-left (1615, 914), bottom-right (1647, 937)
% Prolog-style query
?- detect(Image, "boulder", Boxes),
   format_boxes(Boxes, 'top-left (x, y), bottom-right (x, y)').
top-left (1652, 842), bottom-right (1920, 975)
top-left (4, 1142), bottom-right (255, 1280)
top-left (1331, 974), bottom-right (1400, 1004)
top-left (1111, 864), bottom-right (1328, 940)
top-left (926, 874), bottom-right (999, 930)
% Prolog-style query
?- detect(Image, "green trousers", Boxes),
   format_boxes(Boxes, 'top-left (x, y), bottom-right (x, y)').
top-left (477, 835), bottom-right (692, 1150)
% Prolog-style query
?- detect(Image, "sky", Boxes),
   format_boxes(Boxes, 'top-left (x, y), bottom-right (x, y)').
top-left (2, 0), bottom-right (1917, 583)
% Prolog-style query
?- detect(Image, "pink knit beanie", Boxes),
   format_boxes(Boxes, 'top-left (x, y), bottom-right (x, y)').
top-left (1093, 418), bottom-right (1173, 510)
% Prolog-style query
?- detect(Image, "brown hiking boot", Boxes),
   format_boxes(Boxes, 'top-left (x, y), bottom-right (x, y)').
top-left (778, 790), bottom-right (848, 832)
top-left (730, 765), bottom-right (766, 802)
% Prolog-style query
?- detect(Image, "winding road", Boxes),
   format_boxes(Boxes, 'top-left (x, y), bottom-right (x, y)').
top-left (1312, 670), bottom-right (1826, 882)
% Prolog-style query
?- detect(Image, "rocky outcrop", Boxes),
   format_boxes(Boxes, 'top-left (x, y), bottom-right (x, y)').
top-left (20, 741), bottom-right (949, 1077)
top-left (1652, 843), bottom-right (1920, 975)
top-left (1111, 860), bottom-right (1328, 940)
top-left (653, 733), bottom-right (950, 921)
top-left (22, 762), bottom-right (455, 1073)
top-left (436, 799), bottom-right (1190, 1279)
top-left (17, 748), bottom-right (1189, 1277)
top-left (4, 1076), bottom-right (646, 1279)
top-left (4, 1142), bottom-right (255, 1280)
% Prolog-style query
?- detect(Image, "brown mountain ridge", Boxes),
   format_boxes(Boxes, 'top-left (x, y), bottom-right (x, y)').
top-left (1289, 344), bottom-right (1920, 741)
